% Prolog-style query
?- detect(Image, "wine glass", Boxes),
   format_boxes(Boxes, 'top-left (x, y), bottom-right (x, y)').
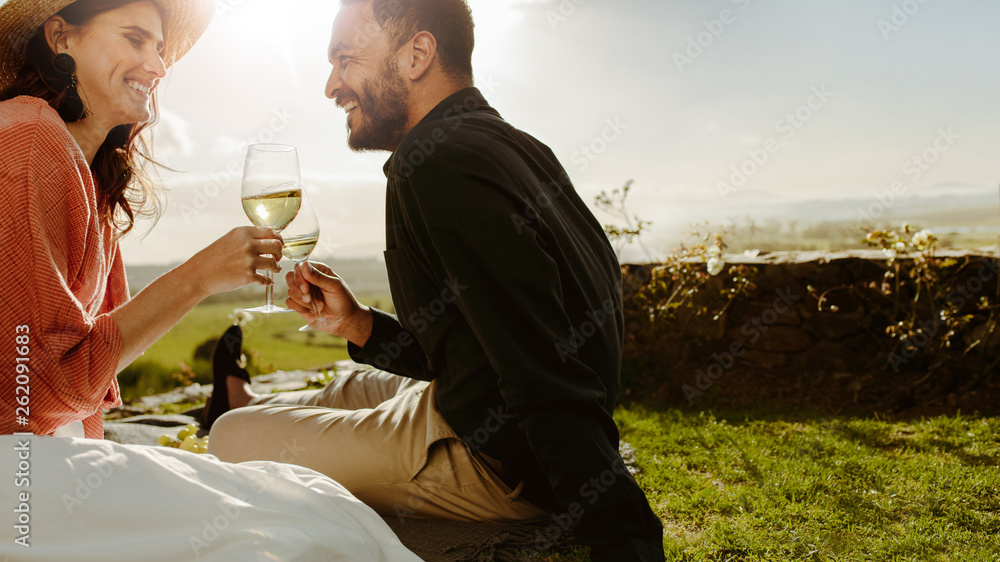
top-left (240, 144), bottom-right (302, 314)
top-left (279, 187), bottom-right (326, 331)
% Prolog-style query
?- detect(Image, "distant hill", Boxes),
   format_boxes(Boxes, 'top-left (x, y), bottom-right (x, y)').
top-left (125, 258), bottom-right (391, 299)
top-left (128, 185), bottom-right (1000, 278)
top-left (617, 183), bottom-right (1000, 261)
top-left (723, 184), bottom-right (999, 226)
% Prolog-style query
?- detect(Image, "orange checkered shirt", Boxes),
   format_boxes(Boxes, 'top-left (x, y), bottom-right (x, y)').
top-left (1, 96), bottom-right (129, 439)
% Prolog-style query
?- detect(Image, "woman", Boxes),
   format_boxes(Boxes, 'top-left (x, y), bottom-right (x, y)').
top-left (0, 0), bottom-right (283, 440)
top-left (0, 4), bottom-right (428, 560)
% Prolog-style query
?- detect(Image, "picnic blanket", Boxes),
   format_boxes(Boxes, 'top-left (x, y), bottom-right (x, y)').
top-left (100, 414), bottom-right (579, 561)
top-left (0, 434), bottom-right (422, 561)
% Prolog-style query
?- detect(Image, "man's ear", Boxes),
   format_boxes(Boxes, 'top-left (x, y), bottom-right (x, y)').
top-left (43, 16), bottom-right (73, 54)
top-left (402, 31), bottom-right (437, 81)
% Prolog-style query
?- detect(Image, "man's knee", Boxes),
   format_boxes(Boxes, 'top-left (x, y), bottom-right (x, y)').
top-left (206, 409), bottom-right (252, 461)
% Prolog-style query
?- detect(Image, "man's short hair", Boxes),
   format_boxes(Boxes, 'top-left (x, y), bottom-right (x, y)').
top-left (342, 0), bottom-right (475, 81)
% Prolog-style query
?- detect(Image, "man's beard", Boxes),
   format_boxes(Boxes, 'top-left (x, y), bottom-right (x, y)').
top-left (347, 56), bottom-right (410, 152)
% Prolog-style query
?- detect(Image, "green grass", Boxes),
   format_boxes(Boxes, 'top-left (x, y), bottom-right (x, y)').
top-left (137, 298), bottom-right (350, 371)
top-left (605, 407), bottom-right (1000, 561)
top-left (121, 293), bottom-right (1000, 560)
top-left (120, 295), bottom-right (390, 399)
top-left (129, 393), bottom-right (999, 560)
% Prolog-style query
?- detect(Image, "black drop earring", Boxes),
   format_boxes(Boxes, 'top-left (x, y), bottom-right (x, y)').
top-left (50, 52), bottom-right (86, 121)
top-left (52, 53), bottom-right (77, 87)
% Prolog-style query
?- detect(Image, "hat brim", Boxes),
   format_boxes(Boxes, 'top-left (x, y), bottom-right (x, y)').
top-left (0, 0), bottom-right (215, 92)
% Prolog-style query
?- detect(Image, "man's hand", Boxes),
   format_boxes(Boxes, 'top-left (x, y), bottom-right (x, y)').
top-left (286, 261), bottom-right (373, 347)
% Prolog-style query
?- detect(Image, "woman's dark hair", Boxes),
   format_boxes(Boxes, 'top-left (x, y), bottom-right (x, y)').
top-left (0, 0), bottom-right (166, 238)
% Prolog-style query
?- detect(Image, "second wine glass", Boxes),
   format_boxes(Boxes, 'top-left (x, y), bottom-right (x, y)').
top-left (280, 187), bottom-right (326, 331)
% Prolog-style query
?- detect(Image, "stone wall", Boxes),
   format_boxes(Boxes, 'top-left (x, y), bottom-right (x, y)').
top-left (621, 250), bottom-right (999, 412)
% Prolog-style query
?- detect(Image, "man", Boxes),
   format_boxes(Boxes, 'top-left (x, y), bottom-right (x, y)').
top-left (207, 0), bottom-right (665, 559)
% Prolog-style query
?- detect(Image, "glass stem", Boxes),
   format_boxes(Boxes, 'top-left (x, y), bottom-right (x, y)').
top-left (266, 270), bottom-right (274, 309)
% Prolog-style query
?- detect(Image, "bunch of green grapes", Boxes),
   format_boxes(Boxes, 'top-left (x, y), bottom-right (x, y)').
top-left (157, 423), bottom-right (210, 454)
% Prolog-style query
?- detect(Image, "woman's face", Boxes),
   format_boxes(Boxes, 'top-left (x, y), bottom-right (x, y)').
top-left (59, 2), bottom-right (167, 128)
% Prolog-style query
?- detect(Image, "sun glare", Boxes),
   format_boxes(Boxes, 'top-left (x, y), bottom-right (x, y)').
top-left (468, 0), bottom-right (534, 45)
top-left (217, 1), bottom-right (306, 91)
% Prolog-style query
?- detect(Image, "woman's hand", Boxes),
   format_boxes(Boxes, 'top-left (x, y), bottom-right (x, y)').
top-left (186, 227), bottom-right (283, 299)
top-left (112, 227), bottom-right (283, 372)
top-left (286, 262), bottom-right (373, 347)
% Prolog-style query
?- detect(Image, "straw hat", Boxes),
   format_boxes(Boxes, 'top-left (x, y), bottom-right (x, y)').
top-left (0, 0), bottom-right (215, 90)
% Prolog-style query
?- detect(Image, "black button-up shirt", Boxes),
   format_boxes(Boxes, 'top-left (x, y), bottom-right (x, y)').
top-left (348, 88), bottom-right (664, 560)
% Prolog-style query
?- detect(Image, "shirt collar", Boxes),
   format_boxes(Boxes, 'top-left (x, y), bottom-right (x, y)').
top-left (413, 87), bottom-right (496, 128)
top-left (383, 87), bottom-right (497, 177)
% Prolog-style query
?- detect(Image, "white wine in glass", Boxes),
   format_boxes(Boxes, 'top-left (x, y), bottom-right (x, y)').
top-left (242, 186), bottom-right (301, 232)
top-left (241, 144), bottom-right (302, 314)
top-left (279, 187), bottom-right (326, 332)
top-left (282, 234), bottom-right (319, 261)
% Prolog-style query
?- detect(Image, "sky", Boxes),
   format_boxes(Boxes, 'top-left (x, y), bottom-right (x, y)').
top-left (119, 0), bottom-right (1000, 265)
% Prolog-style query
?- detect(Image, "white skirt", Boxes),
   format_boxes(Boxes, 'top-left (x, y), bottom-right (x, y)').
top-left (0, 434), bottom-right (421, 561)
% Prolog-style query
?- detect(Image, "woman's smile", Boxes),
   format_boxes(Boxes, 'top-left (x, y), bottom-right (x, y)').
top-left (125, 79), bottom-right (152, 97)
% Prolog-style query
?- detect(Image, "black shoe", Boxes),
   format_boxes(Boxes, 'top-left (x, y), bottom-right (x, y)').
top-left (203, 325), bottom-right (251, 431)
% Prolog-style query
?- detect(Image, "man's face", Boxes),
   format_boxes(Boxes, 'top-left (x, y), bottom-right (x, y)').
top-left (326, 3), bottom-right (410, 152)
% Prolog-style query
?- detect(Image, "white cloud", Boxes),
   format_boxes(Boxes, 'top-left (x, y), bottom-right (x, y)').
top-left (151, 109), bottom-right (194, 162)
top-left (120, 0), bottom-right (1000, 266)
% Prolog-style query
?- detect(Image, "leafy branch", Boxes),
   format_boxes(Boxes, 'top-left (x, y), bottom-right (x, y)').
top-left (595, 180), bottom-right (655, 261)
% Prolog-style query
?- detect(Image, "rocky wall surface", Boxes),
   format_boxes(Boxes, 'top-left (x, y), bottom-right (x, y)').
top-left (622, 250), bottom-right (999, 409)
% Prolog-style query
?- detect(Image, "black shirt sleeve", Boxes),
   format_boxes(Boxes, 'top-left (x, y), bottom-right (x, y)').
top-left (347, 307), bottom-right (436, 381)
top-left (395, 140), bottom-right (664, 559)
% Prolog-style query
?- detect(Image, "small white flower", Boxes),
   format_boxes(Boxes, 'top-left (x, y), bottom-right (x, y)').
top-left (912, 229), bottom-right (933, 247)
top-left (228, 309), bottom-right (254, 326)
top-left (706, 246), bottom-right (722, 257)
top-left (707, 256), bottom-right (725, 276)
top-left (894, 241), bottom-right (907, 253)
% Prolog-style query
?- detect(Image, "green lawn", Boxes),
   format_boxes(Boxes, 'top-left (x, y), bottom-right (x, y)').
top-left (136, 298), bottom-right (350, 371)
top-left (134, 393), bottom-right (999, 560)
top-left (120, 295), bottom-right (389, 399)
top-left (592, 407), bottom-right (1000, 561)
top-left (125, 297), bottom-right (1000, 561)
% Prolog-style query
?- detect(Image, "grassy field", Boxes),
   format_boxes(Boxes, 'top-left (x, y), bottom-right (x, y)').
top-left (123, 292), bottom-right (1000, 560)
top-left (127, 334), bottom-right (1000, 560)
top-left (590, 407), bottom-right (999, 562)
top-left (120, 294), bottom-right (390, 399)
top-left (532, 407), bottom-right (999, 561)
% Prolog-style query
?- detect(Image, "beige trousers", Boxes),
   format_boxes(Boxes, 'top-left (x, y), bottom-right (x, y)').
top-left (207, 369), bottom-right (548, 523)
